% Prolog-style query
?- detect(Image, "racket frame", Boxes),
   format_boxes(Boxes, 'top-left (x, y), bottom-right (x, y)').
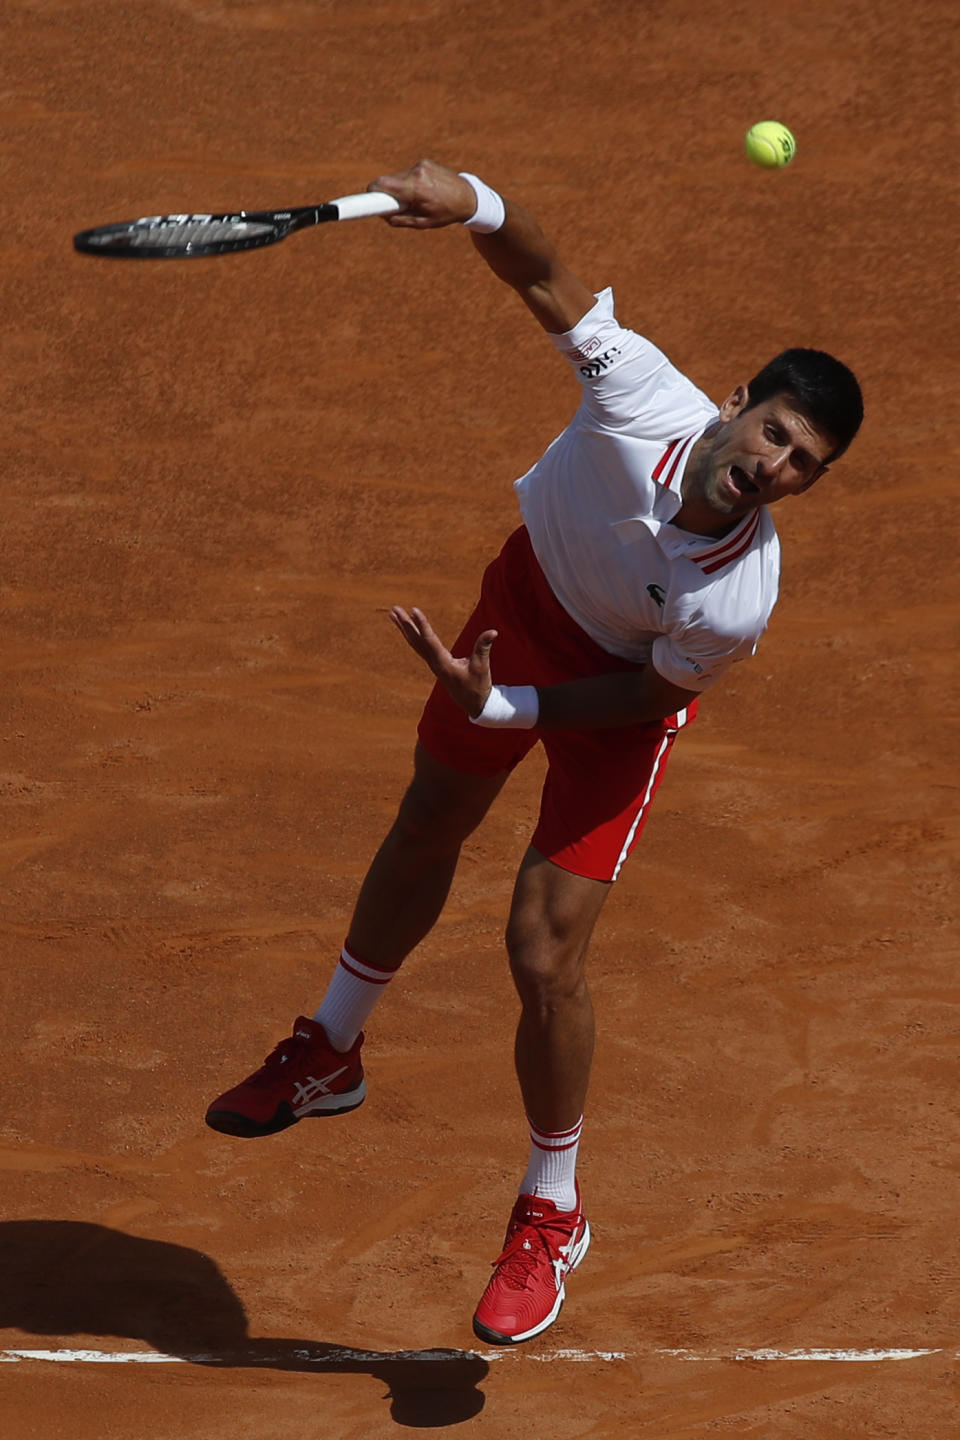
top-left (73, 191), bottom-right (401, 259)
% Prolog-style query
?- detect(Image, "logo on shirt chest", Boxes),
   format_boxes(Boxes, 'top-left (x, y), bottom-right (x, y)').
top-left (647, 583), bottom-right (667, 609)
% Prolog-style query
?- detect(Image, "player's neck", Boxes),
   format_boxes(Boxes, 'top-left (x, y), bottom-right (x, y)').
top-left (669, 500), bottom-right (743, 539)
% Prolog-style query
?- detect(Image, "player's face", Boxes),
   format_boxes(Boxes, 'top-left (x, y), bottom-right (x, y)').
top-left (698, 389), bottom-right (836, 520)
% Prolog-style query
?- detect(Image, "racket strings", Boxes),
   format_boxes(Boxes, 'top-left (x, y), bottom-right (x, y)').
top-left (92, 215), bottom-right (279, 250)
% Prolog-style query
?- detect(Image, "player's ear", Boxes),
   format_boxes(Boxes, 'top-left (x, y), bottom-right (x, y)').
top-left (717, 384), bottom-right (750, 421)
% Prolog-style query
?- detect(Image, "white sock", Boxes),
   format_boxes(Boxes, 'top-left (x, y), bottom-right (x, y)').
top-left (313, 944), bottom-right (397, 1052)
top-left (519, 1115), bottom-right (583, 1212)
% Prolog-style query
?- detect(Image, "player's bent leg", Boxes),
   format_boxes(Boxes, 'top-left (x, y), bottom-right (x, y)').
top-left (473, 848), bottom-right (608, 1343)
top-left (346, 742), bottom-right (511, 969)
top-left (206, 744), bottom-right (510, 1139)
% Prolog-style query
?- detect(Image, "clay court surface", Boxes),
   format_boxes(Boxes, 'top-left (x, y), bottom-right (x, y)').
top-left (3, 0), bottom-right (958, 1434)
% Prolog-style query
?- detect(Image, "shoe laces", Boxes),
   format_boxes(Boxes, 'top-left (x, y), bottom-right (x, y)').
top-left (250, 1027), bottom-right (316, 1085)
top-left (492, 1207), bottom-right (573, 1291)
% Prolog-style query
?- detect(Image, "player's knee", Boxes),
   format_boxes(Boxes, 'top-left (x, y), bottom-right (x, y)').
top-left (393, 772), bottom-right (484, 849)
top-left (505, 914), bottom-right (589, 1005)
top-left (394, 785), bottom-right (457, 847)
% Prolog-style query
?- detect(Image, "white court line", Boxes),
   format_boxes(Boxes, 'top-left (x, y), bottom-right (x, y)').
top-left (661, 1348), bottom-right (943, 1363)
top-left (0, 1348), bottom-right (624, 1366)
top-left (0, 1350), bottom-right (188, 1364)
top-left (0, 1346), bottom-right (947, 1365)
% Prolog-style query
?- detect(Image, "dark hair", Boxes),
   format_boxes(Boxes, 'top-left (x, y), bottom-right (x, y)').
top-left (745, 349), bottom-right (863, 461)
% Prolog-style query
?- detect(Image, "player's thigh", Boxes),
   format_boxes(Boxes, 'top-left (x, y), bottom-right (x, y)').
top-left (395, 741), bottom-right (513, 846)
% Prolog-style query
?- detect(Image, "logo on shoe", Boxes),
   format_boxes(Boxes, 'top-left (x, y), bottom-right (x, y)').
top-left (293, 1067), bottom-right (349, 1104)
top-left (551, 1235), bottom-right (577, 1289)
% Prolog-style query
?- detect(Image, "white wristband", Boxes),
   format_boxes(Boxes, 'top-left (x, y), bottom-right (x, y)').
top-left (458, 172), bottom-right (506, 234)
top-left (470, 684), bottom-right (539, 729)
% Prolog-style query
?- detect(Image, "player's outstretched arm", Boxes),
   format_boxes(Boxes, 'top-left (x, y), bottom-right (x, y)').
top-left (368, 158), bottom-right (596, 335)
top-left (390, 605), bottom-right (700, 729)
top-left (534, 667), bottom-right (700, 729)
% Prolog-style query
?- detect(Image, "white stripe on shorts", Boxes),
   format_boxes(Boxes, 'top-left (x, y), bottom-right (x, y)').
top-left (610, 708), bottom-right (688, 883)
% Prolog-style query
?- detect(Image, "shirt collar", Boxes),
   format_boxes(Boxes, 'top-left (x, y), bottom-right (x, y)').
top-left (651, 429), bottom-right (702, 495)
top-left (652, 429), bottom-right (763, 572)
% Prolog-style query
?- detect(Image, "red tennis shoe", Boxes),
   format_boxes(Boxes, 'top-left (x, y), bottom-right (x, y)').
top-left (472, 1186), bottom-right (591, 1345)
top-left (205, 1016), bottom-right (366, 1137)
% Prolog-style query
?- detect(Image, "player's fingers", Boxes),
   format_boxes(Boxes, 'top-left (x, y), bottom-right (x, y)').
top-left (388, 605), bottom-right (427, 648)
top-left (407, 606), bottom-right (442, 642)
top-left (367, 162), bottom-right (469, 228)
top-left (367, 173), bottom-right (409, 200)
top-left (368, 175), bottom-right (420, 222)
top-left (390, 605), bottom-right (448, 669)
top-left (383, 214), bottom-right (443, 229)
top-left (471, 629), bottom-right (498, 663)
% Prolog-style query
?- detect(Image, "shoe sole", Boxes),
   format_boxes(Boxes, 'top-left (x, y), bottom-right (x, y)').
top-left (205, 1080), bottom-right (367, 1138)
top-left (472, 1218), bottom-right (591, 1346)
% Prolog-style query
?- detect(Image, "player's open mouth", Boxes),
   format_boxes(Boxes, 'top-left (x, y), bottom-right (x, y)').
top-left (727, 465), bottom-right (758, 497)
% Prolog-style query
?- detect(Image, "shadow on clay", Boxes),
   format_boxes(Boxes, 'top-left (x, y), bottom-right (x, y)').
top-left (0, 1220), bottom-right (488, 1427)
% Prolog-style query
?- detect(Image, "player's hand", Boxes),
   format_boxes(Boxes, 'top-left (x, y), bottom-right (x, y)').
top-left (367, 159), bottom-right (477, 229)
top-left (390, 605), bottom-right (496, 718)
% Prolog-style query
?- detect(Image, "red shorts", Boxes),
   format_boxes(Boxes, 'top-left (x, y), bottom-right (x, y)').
top-left (418, 526), bottom-right (696, 882)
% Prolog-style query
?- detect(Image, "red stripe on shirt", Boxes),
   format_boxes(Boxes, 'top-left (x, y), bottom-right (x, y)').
top-left (693, 512), bottom-right (760, 573)
top-left (698, 517), bottom-right (761, 574)
top-left (662, 433), bottom-right (696, 490)
top-left (695, 511), bottom-right (758, 564)
top-left (652, 438), bottom-right (681, 483)
top-left (654, 433), bottom-right (697, 492)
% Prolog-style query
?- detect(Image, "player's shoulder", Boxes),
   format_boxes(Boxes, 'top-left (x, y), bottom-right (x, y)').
top-left (553, 289), bottom-right (717, 434)
top-left (552, 288), bottom-right (678, 373)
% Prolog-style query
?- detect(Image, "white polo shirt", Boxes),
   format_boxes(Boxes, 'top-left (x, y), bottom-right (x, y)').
top-left (514, 288), bottom-right (781, 692)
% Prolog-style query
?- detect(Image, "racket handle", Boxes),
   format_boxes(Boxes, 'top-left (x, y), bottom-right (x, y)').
top-left (329, 192), bottom-right (403, 221)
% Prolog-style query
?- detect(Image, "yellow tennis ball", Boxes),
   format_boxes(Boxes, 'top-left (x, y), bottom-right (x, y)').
top-left (744, 121), bottom-right (796, 169)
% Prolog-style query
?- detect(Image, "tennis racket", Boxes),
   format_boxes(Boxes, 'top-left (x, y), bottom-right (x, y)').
top-left (73, 190), bottom-right (403, 259)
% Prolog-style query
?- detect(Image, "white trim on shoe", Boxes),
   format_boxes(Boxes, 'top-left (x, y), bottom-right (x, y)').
top-left (293, 1075), bottom-right (367, 1117)
top-left (506, 1218), bottom-right (591, 1344)
top-left (473, 1212), bottom-right (592, 1346)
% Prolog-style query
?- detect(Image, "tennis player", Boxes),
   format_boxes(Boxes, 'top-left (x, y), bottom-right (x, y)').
top-left (207, 159), bottom-right (863, 1345)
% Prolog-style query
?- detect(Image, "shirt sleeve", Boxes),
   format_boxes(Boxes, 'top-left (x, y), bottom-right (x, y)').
top-left (650, 619), bottom-right (764, 692)
top-left (548, 288), bottom-right (716, 435)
